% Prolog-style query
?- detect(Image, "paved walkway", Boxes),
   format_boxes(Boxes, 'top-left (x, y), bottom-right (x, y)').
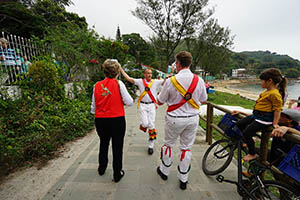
top-left (2, 103), bottom-right (242, 200)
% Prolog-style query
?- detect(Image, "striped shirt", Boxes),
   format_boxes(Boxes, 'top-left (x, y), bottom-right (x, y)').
top-left (0, 47), bottom-right (21, 66)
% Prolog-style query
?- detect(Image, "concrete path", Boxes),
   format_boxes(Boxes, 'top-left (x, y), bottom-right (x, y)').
top-left (1, 103), bottom-right (242, 200)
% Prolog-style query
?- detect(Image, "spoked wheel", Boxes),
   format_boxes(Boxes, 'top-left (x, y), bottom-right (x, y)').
top-left (202, 138), bottom-right (236, 175)
top-left (244, 180), bottom-right (300, 200)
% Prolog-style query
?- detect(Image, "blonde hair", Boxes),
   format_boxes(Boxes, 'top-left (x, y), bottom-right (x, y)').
top-left (0, 38), bottom-right (8, 44)
top-left (103, 59), bottom-right (120, 78)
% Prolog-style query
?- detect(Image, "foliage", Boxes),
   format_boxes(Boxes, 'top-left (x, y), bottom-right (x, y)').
top-left (35, 23), bottom-right (130, 82)
top-left (122, 33), bottom-right (157, 67)
top-left (0, 0), bottom-right (87, 38)
top-left (185, 18), bottom-right (234, 75)
top-left (0, 2), bottom-right (46, 37)
top-left (285, 68), bottom-right (300, 78)
top-left (133, 0), bottom-right (215, 71)
top-left (0, 94), bottom-right (94, 177)
top-left (21, 56), bottom-right (66, 101)
top-left (116, 26), bottom-right (122, 41)
top-left (229, 51), bottom-right (300, 78)
top-left (0, 56), bottom-right (96, 177)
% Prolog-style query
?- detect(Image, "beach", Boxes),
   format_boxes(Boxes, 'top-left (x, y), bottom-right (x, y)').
top-left (211, 79), bottom-right (297, 109)
top-left (212, 79), bottom-right (259, 101)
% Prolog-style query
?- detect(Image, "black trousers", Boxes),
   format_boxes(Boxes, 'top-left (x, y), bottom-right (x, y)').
top-left (95, 116), bottom-right (126, 176)
top-left (236, 115), bottom-right (268, 155)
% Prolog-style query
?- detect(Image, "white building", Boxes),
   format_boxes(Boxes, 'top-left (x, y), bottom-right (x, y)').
top-left (232, 68), bottom-right (247, 78)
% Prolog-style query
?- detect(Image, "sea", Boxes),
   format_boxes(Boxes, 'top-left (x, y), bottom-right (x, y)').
top-left (230, 80), bottom-right (300, 100)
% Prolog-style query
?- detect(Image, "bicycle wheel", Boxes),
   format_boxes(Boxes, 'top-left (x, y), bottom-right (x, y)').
top-left (202, 138), bottom-right (235, 175)
top-left (244, 180), bottom-right (300, 200)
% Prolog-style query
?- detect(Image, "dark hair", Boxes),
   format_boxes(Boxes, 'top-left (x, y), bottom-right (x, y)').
top-left (175, 51), bottom-right (192, 67)
top-left (259, 68), bottom-right (287, 103)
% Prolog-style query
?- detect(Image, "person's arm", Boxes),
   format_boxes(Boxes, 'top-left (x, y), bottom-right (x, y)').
top-left (271, 126), bottom-right (300, 137)
top-left (273, 111), bottom-right (280, 128)
top-left (157, 80), bottom-right (169, 106)
top-left (119, 80), bottom-right (133, 106)
top-left (120, 67), bottom-right (134, 84)
top-left (231, 110), bottom-right (250, 116)
top-left (199, 78), bottom-right (208, 103)
top-left (90, 87), bottom-right (96, 114)
top-left (161, 74), bottom-right (173, 86)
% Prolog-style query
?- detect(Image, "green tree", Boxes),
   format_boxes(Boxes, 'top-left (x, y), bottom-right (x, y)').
top-left (132, 0), bottom-right (214, 71)
top-left (185, 18), bottom-right (234, 75)
top-left (285, 68), bottom-right (300, 79)
top-left (37, 22), bottom-right (130, 82)
top-left (116, 26), bottom-right (122, 41)
top-left (122, 33), bottom-right (157, 66)
top-left (0, 0), bottom-right (87, 38)
top-left (0, 2), bottom-right (46, 37)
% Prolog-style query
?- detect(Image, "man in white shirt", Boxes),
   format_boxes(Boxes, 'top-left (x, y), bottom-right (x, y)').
top-left (156, 51), bottom-right (207, 190)
top-left (120, 67), bottom-right (164, 155)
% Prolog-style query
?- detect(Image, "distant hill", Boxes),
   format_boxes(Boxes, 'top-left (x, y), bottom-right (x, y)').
top-left (230, 50), bottom-right (300, 78)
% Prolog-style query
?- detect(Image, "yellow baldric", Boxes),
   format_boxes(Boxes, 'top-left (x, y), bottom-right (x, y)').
top-left (137, 79), bottom-right (154, 108)
top-left (169, 76), bottom-right (199, 110)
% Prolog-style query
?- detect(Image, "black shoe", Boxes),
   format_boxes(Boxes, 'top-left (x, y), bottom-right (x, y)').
top-left (156, 167), bottom-right (168, 180)
top-left (148, 148), bottom-right (154, 155)
top-left (179, 180), bottom-right (187, 190)
top-left (98, 166), bottom-right (106, 176)
top-left (114, 170), bottom-right (125, 183)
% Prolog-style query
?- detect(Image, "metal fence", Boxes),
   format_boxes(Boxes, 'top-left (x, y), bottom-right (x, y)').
top-left (0, 32), bottom-right (41, 85)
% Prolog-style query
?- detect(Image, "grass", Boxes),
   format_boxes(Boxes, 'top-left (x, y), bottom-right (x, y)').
top-left (208, 91), bottom-right (255, 109)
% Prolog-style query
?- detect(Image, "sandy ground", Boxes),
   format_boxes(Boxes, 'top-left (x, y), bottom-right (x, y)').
top-left (212, 79), bottom-right (259, 101)
top-left (0, 130), bottom-right (98, 200)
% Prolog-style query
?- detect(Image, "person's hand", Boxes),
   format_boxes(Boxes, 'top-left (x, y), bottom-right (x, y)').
top-left (166, 74), bottom-right (173, 78)
top-left (273, 123), bottom-right (280, 129)
top-left (231, 110), bottom-right (240, 116)
top-left (271, 126), bottom-right (288, 137)
top-left (201, 101), bottom-right (207, 104)
top-left (0, 55), bottom-right (4, 60)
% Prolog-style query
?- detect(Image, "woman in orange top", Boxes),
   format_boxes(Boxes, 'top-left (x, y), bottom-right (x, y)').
top-left (91, 59), bottom-right (133, 182)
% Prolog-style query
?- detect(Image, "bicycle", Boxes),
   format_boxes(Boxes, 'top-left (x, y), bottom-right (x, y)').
top-left (202, 113), bottom-right (247, 176)
top-left (202, 113), bottom-right (300, 199)
top-left (215, 139), bottom-right (300, 199)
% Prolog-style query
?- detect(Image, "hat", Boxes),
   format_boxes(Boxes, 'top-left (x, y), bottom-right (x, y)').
top-left (282, 109), bottom-right (300, 123)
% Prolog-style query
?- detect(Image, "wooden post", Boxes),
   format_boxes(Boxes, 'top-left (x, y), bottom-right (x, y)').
top-left (259, 127), bottom-right (273, 162)
top-left (206, 103), bottom-right (213, 145)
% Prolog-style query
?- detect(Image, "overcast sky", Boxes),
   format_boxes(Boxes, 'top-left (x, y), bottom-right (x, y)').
top-left (67, 0), bottom-right (300, 61)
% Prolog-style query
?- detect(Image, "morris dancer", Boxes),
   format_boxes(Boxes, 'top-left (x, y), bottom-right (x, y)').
top-left (156, 51), bottom-right (207, 190)
top-left (120, 67), bottom-right (166, 155)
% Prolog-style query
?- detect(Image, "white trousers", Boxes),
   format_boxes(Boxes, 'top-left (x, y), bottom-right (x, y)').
top-left (139, 103), bottom-right (156, 130)
top-left (159, 114), bottom-right (199, 182)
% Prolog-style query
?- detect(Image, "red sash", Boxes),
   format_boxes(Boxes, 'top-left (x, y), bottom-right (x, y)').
top-left (142, 79), bottom-right (157, 104)
top-left (167, 74), bottom-right (199, 112)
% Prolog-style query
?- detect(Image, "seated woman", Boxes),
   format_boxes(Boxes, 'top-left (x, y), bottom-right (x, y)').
top-left (91, 59), bottom-right (133, 182)
top-left (288, 96), bottom-right (300, 110)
